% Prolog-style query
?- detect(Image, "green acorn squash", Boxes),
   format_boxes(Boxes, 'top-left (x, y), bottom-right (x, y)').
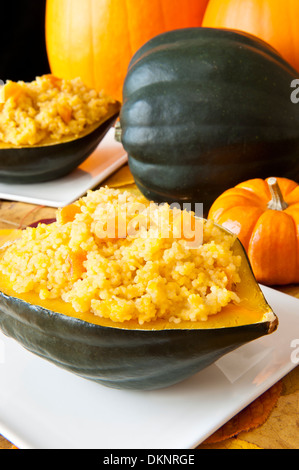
top-left (0, 227), bottom-right (277, 390)
top-left (116, 27), bottom-right (299, 213)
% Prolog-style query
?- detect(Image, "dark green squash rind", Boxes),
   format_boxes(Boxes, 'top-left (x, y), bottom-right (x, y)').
top-left (119, 27), bottom-right (299, 213)
top-left (0, 289), bottom-right (277, 390)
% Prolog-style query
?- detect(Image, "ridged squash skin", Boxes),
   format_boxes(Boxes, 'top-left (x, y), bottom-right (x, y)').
top-left (0, 230), bottom-right (278, 390)
top-left (0, 291), bottom-right (276, 390)
top-left (118, 27), bottom-right (299, 213)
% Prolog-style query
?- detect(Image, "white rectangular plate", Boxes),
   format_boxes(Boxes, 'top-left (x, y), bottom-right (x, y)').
top-left (0, 128), bottom-right (128, 208)
top-left (0, 285), bottom-right (298, 449)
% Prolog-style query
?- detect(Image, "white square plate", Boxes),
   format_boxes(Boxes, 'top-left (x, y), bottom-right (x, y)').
top-left (0, 285), bottom-right (298, 449)
top-left (0, 128), bottom-right (128, 208)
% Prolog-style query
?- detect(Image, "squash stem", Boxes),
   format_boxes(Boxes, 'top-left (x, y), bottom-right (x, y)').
top-left (267, 177), bottom-right (288, 211)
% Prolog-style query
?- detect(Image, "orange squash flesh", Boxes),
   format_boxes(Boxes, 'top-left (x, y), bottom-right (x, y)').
top-left (0, 229), bottom-right (274, 331)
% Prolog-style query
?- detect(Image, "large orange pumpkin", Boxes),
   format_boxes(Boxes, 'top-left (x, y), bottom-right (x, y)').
top-left (203, 0), bottom-right (299, 73)
top-left (208, 177), bottom-right (299, 286)
top-left (45, 0), bottom-right (209, 102)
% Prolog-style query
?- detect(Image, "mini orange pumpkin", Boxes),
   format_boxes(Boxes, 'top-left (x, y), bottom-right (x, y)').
top-left (208, 177), bottom-right (299, 286)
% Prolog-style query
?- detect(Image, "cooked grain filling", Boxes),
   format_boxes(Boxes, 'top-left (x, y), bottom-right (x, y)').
top-left (0, 188), bottom-right (241, 325)
top-left (0, 74), bottom-right (116, 146)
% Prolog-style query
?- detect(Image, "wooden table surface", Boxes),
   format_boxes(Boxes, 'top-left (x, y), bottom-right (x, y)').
top-left (0, 166), bottom-right (298, 450)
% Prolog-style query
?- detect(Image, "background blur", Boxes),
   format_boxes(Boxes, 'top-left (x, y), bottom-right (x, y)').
top-left (0, 1), bottom-right (50, 82)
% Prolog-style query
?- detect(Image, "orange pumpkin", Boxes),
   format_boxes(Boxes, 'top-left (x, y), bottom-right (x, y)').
top-left (208, 177), bottom-right (299, 286)
top-left (45, 0), bottom-right (209, 102)
top-left (203, 0), bottom-right (299, 73)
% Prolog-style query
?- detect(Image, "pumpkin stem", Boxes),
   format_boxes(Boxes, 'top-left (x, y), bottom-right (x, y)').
top-left (114, 121), bottom-right (122, 143)
top-left (267, 177), bottom-right (288, 211)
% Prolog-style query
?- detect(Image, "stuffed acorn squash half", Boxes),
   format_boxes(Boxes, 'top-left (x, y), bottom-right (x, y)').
top-left (0, 188), bottom-right (278, 390)
top-left (0, 75), bottom-right (120, 183)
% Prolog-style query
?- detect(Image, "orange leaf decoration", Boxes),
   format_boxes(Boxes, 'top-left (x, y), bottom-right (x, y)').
top-left (199, 438), bottom-right (262, 450)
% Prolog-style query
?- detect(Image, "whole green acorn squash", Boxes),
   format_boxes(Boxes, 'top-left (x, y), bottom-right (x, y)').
top-left (117, 27), bottom-right (299, 213)
top-left (0, 227), bottom-right (277, 390)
